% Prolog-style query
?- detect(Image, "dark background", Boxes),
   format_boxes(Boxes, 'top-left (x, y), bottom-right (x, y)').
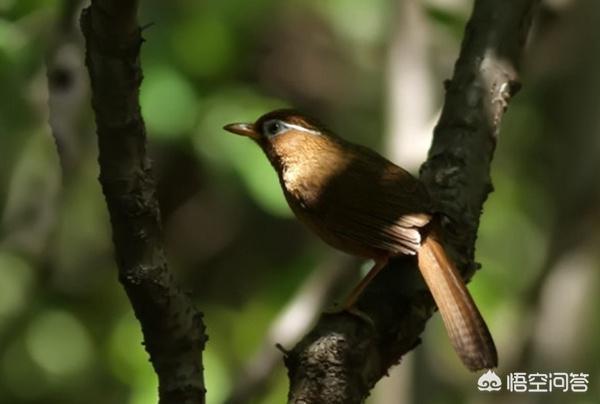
top-left (0, 0), bottom-right (598, 403)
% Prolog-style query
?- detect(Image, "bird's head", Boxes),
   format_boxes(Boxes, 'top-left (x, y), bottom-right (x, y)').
top-left (224, 109), bottom-right (347, 175)
top-left (223, 109), bottom-right (327, 145)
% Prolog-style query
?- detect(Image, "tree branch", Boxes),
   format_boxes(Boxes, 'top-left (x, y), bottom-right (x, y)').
top-left (286, 1), bottom-right (539, 403)
top-left (80, 1), bottom-right (207, 403)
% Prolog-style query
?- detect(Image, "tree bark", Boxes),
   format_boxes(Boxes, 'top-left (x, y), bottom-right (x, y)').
top-left (286, 1), bottom-right (539, 403)
top-left (80, 1), bottom-right (207, 403)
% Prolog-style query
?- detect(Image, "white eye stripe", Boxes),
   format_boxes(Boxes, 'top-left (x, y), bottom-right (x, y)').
top-left (263, 119), bottom-right (321, 137)
top-left (281, 122), bottom-right (320, 135)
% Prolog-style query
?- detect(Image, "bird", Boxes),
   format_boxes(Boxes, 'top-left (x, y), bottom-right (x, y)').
top-left (223, 109), bottom-right (497, 371)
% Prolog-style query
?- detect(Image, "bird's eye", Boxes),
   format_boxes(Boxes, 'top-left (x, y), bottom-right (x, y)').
top-left (264, 120), bottom-right (283, 136)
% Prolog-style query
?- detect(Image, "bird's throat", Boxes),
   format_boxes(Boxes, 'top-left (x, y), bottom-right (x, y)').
top-left (266, 132), bottom-right (351, 209)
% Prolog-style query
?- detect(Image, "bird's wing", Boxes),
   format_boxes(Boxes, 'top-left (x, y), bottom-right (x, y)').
top-left (316, 145), bottom-right (432, 256)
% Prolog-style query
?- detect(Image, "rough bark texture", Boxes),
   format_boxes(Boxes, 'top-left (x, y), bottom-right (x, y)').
top-left (80, 1), bottom-right (207, 403)
top-left (286, 1), bottom-right (539, 403)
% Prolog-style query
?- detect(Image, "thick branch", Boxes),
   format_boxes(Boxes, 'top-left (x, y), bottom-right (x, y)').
top-left (286, 1), bottom-right (539, 403)
top-left (80, 2), bottom-right (207, 403)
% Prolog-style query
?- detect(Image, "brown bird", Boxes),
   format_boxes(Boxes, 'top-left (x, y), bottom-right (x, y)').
top-left (224, 109), bottom-right (497, 371)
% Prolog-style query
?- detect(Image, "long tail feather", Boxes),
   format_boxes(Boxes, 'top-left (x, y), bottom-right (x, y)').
top-left (417, 233), bottom-right (497, 371)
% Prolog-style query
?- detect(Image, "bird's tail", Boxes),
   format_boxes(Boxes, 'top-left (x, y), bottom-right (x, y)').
top-left (417, 233), bottom-right (497, 371)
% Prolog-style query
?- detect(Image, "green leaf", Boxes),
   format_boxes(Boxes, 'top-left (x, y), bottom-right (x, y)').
top-left (25, 310), bottom-right (93, 376)
top-left (171, 14), bottom-right (236, 79)
top-left (141, 66), bottom-right (198, 139)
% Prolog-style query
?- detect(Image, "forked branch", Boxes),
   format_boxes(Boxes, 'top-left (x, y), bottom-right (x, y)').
top-left (286, 1), bottom-right (539, 403)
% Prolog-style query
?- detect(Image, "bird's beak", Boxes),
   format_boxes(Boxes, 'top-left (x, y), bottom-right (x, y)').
top-left (223, 122), bottom-right (259, 140)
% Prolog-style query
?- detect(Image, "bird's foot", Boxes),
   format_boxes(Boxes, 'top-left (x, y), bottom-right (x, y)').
top-left (323, 304), bottom-right (375, 329)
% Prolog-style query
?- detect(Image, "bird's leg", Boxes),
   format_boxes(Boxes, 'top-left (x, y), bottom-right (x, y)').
top-left (342, 258), bottom-right (388, 309)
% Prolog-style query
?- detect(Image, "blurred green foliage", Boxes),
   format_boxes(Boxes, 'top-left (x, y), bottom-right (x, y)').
top-left (141, 65), bottom-right (199, 138)
top-left (0, 1), bottom-right (599, 404)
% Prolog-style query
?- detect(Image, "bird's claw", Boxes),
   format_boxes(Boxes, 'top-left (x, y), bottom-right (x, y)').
top-left (323, 305), bottom-right (376, 329)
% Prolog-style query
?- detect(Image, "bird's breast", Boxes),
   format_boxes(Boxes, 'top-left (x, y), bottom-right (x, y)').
top-left (280, 158), bottom-right (328, 209)
top-left (268, 133), bottom-right (346, 207)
